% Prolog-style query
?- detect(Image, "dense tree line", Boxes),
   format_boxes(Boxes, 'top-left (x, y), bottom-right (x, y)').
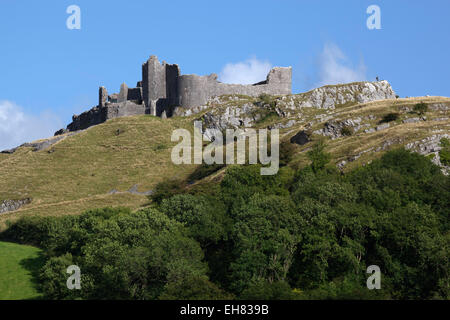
top-left (2, 148), bottom-right (448, 299)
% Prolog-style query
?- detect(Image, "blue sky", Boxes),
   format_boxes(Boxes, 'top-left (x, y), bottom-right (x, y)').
top-left (0, 0), bottom-right (449, 149)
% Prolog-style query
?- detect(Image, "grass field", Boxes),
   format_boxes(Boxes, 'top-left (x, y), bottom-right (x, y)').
top-left (0, 241), bottom-right (44, 300)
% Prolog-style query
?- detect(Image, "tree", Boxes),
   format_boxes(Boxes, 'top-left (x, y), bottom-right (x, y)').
top-left (229, 194), bottom-right (300, 294)
top-left (159, 275), bottom-right (233, 300)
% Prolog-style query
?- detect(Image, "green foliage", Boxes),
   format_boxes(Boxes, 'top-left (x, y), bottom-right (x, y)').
top-left (2, 148), bottom-right (449, 300)
top-left (413, 102), bottom-right (428, 115)
top-left (160, 194), bottom-right (231, 246)
top-left (240, 280), bottom-right (299, 300)
top-left (150, 178), bottom-right (186, 204)
top-left (159, 275), bottom-right (233, 300)
top-left (307, 140), bottom-right (331, 173)
top-left (187, 163), bottom-right (225, 183)
top-left (439, 138), bottom-right (450, 166)
top-left (279, 140), bottom-right (297, 166)
top-left (257, 94), bottom-right (276, 108)
top-left (253, 94), bottom-right (279, 124)
top-left (296, 276), bottom-right (391, 300)
top-left (379, 112), bottom-right (399, 124)
top-left (229, 194), bottom-right (300, 293)
top-left (40, 253), bottom-right (80, 300)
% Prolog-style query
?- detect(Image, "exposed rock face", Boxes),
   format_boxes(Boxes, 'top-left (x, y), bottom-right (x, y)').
top-left (376, 123), bottom-right (390, 131)
top-left (406, 134), bottom-right (450, 175)
top-left (404, 117), bottom-right (420, 124)
top-left (192, 81), bottom-right (396, 138)
top-left (313, 118), bottom-right (363, 139)
top-left (290, 80), bottom-right (396, 110)
top-left (0, 198), bottom-right (31, 214)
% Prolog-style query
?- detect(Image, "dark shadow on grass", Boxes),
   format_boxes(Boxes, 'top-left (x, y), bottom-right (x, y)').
top-left (19, 251), bottom-right (46, 300)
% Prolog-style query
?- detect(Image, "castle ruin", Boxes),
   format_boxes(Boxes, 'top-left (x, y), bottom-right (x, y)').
top-left (60, 55), bottom-right (292, 133)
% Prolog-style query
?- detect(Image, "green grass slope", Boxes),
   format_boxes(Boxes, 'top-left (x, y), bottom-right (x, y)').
top-left (0, 241), bottom-right (44, 300)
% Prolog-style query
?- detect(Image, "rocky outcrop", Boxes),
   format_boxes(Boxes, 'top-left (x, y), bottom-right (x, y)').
top-left (0, 198), bottom-right (31, 214)
top-left (406, 134), bottom-right (450, 174)
top-left (194, 81), bottom-right (396, 139)
top-left (313, 118), bottom-right (365, 139)
top-left (287, 80), bottom-right (396, 110)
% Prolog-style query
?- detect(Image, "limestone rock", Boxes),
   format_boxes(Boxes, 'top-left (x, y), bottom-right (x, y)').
top-left (0, 198), bottom-right (32, 214)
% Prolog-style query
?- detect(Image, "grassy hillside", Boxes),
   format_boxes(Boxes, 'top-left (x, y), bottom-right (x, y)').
top-left (0, 96), bottom-right (449, 230)
top-left (0, 115), bottom-right (199, 229)
top-left (0, 241), bottom-right (44, 299)
top-left (281, 96), bottom-right (450, 170)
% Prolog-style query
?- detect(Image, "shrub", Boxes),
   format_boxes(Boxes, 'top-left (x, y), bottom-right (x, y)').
top-left (258, 93), bottom-right (275, 107)
top-left (187, 163), bottom-right (225, 183)
top-left (413, 102), bottom-right (428, 115)
top-left (159, 275), bottom-right (233, 300)
top-left (379, 112), bottom-right (399, 124)
top-left (279, 140), bottom-right (297, 166)
top-left (150, 178), bottom-right (186, 204)
top-left (307, 140), bottom-right (331, 173)
top-left (439, 138), bottom-right (450, 166)
top-left (152, 143), bottom-right (168, 151)
top-left (340, 126), bottom-right (354, 136)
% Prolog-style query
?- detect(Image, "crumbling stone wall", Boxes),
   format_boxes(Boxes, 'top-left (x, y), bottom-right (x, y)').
top-left (59, 54), bottom-right (292, 133)
top-left (177, 67), bottom-right (292, 109)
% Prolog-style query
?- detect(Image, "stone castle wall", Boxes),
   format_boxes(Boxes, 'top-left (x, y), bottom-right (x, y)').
top-left (177, 67), bottom-right (292, 109)
top-left (58, 55), bottom-right (292, 134)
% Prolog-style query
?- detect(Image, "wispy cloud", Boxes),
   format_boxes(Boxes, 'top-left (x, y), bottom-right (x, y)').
top-left (0, 100), bottom-right (62, 151)
top-left (219, 57), bottom-right (272, 84)
top-left (316, 43), bottom-right (367, 87)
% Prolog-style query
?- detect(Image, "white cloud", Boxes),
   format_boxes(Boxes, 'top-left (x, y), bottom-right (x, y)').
top-left (316, 43), bottom-right (367, 87)
top-left (219, 57), bottom-right (272, 84)
top-left (0, 100), bottom-right (62, 151)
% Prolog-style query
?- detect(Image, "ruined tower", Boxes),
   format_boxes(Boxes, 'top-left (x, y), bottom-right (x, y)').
top-left (141, 55), bottom-right (180, 116)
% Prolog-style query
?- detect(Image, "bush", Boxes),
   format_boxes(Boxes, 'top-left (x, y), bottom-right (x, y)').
top-left (279, 140), bottom-right (297, 166)
top-left (413, 102), bottom-right (428, 115)
top-left (340, 126), bottom-right (353, 136)
top-left (307, 140), bottom-right (331, 173)
top-left (439, 138), bottom-right (450, 166)
top-left (379, 112), bottom-right (399, 124)
top-left (159, 275), bottom-right (233, 300)
top-left (187, 163), bottom-right (225, 183)
top-left (150, 178), bottom-right (186, 204)
top-left (240, 280), bottom-right (299, 300)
